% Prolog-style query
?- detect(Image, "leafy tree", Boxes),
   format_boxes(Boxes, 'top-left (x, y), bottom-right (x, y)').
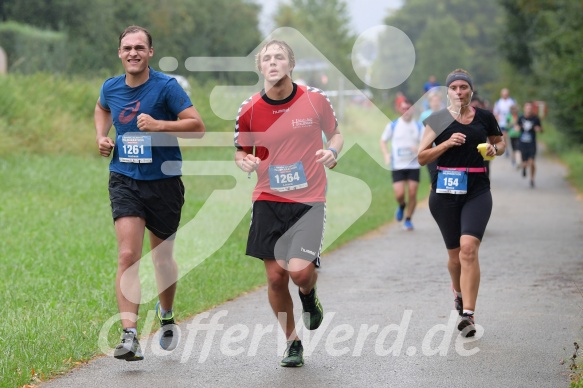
top-left (498, 0), bottom-right (535, 74)
top-left (0, 0), bottom-right (262, 78)
top-left (272, 0), bottom-right (359, 89)
top-left (406, 15), bottom-right (472, 99)
top-left (380, 0), bottom-right (503, 101)
top-left (499, 0), bottom-right (583, 144)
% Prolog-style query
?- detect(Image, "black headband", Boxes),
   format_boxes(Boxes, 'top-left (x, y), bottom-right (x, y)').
top-left (446, 73), bottom-right (473, 90)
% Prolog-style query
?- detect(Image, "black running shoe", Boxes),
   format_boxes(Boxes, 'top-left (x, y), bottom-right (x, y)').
top-left (155, 301), bottom-right (179, 351)
top-left (457, 313), bottom-right (476, 337)
top-left (114, 329), bottom-right (144, 361)
top-left (452, 284), bottom-right (463, 316)
top-left (299, 286), bottom-right (324, 330)
top-left (454, 295), bottom-right (463, 316)
top-left (280, 340), bottom-right (304, 367)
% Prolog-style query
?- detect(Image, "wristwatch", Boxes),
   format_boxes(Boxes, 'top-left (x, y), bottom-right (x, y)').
top-left (493, 144), bottom-right (498, 154)
top-left (328, 147), bottom-right (338, 159)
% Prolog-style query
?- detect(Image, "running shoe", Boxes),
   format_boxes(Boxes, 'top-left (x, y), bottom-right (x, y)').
top-left (452, 287), bottom-right (463, 316)
top-left (403, 219), bottom-right (414, 231)
top-left (299, 286), bottom-right (324, 330)
top-left (522, 167), bottom-right (527, 178)
top-left (457, 313), bottom-right (476, 337)
top-left (280, 340), bottom-right (304, 367)
top-left (114, 329), bottom-right (144, 361)
top-left (395, 206), bottom-right (405, 222)
top-left (155, 301), bottom-right (179, 351)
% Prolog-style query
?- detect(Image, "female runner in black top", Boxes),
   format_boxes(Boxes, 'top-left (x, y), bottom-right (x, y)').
top-left (418, 68), bottom-right (505, 337)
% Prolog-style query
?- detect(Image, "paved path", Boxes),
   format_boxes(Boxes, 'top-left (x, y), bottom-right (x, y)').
top-left (44, 151), bottom-right (583, 388)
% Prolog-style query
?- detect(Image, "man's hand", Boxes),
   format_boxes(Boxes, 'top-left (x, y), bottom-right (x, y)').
top-left (315, 149), bottom-right (337, 169)
top-left (97, 136), bottom-right (115, 157)
top-left (137, 113), bottom-right (159, 132)
top-left (239, 155), bottom-right (261, 173)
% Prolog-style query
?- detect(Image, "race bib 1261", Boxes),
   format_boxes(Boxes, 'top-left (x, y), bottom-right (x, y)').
top-left (118, 135), bottom-right (152, 163)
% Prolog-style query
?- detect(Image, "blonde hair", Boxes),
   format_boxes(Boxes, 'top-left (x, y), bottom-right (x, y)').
top-left (255, 39), bottom-right (296, 73)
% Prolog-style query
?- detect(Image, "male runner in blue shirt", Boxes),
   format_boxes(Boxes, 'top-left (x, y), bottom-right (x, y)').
top-left (95, 25), bottom-right (205, 361)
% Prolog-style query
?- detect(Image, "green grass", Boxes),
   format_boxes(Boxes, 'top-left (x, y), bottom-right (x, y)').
top-left (540, 121), bottom-right (583, 194)
top-left (0, 74), bottom-right (417, 387)
top-left (0, 154), bottom-right (269, 386)
top-left (540, 123), bottom-right (583, 386)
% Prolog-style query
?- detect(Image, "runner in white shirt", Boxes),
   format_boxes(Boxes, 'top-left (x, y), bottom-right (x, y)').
top-left (493, 88), bottom-right (516, 157)
top-left (380, 100), bottom-right (423, 230)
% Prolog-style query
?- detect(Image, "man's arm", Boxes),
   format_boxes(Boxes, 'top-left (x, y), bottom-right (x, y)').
top-left (535, 117), bottom-right (543, 133)
top-left (325, 130), bottom-right (344, 155)
top-left (135, 106), bottom-right (205, 138)
top-left (379, 137), bottom-right (391, 166)
top-left (94, 99), bottom-right (115, 157)
top-left (235, 148), bottom-right (260, 173)
top-left (317, 130), bottom-right (343, 169)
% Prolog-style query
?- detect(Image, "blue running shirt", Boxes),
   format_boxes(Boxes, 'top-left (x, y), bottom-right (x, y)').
top-left (100, 67), bottom-right (192, 180)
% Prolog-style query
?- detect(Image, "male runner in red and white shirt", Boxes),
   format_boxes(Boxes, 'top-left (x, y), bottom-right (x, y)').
top-left (234, 39), bottom-right (343, 367)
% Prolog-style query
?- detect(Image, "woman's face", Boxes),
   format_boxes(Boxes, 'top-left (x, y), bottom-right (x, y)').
top-left (447, 80), bottom-right (472, 107)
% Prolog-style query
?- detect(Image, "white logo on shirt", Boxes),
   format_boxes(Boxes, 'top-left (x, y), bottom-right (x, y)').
top-left (292, 118), bottom-right (314, 128)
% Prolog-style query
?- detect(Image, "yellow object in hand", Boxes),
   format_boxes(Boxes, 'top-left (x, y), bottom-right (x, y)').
top-left (477, 143), bottom-right (495, 161)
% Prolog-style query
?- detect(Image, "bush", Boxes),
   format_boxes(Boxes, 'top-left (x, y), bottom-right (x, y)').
top-left (0, 21), bottom-right (68, 74)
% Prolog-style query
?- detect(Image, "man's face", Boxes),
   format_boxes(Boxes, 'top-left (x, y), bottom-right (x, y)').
top-left (429, 95), bottom-right (442, 111)
top-left (259, 44), bottom-right (293, 84)
top-left (118, 31), bottom-right (153, 76)
top-left (400, 102), bottom-right (413, 121)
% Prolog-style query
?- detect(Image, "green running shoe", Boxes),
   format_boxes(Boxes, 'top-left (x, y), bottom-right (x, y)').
top-left (155, 301), bottom-right (179, 351)
top-left (299, 286), bottom-right (324, 330)
top-left (280, 340), bottom-right (304, 367)
top-left (113, 329), bottom-right (144, 361)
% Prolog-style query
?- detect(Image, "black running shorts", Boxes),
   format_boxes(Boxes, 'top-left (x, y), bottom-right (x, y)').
top-left (246, 201), bottom-right (325, 267)
top-left (520, 142), bottom-right (537, 161)
top-left (429, 190), bottom-right (492, 249)
top-left (108, 172), bottom-right (185, 240)
top-left (391, 168), bottom-right (420, 183)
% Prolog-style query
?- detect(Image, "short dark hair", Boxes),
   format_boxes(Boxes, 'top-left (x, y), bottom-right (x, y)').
top-left (119, 25), bottom-right (152, 48)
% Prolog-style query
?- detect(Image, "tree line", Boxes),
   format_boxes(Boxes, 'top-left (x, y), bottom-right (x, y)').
top-left (0, 0), bottom-right (263, 80)
top-left (1, 0), bottom-right (580, 145)
top-left (499, 0), bottom-right (583, 145)
top-left (376, 0), bottom-right (582, 145)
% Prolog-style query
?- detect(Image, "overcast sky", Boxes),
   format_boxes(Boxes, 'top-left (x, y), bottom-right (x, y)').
top-left (255, 0), bottom-right (404, 36)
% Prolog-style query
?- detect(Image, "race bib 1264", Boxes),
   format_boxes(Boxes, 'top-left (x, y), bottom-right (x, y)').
top-left (269, 162), bottom-right (308, 192)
